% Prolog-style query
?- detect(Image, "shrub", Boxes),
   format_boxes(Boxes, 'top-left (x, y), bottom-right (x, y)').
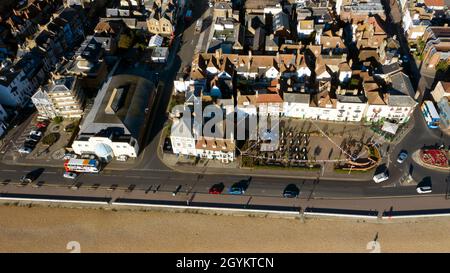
top-left (53, 116), bottom-right (63, 124)
top-left (42, 133), bottom-right (60, 146)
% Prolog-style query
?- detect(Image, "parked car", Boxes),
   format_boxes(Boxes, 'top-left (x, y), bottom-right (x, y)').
top-left (63, 153), bottom-right (77, 160)
top-left (63, 171), bottom-right (77, 179)
top-left (228, 180), bottom-right (249, 195)
top-left (29, 130), bottom-right (42, 137)
top-left (81, 154), bottom-right (96, 159)
top-left (36, 121), bottom-right (49, 129)
top-left (25, 137), bottom-right (38, 143)
top-left (373, 171), bottom-right (389, 183)
top-left (24, 140), bottom-right (37, 147)
top-left (20, 168), bottom-right (44, 183)
top-left (228, 184), bottom-right (245, 195)
top-left (116, 155), bottom-right (128, 162)
top-left (401, 55), bottom-right (410, 63)
top-left (195, 19), bottom-right (203, 33)
top-left (397, 151), bottom-right (408, 163)
top-left (18, 146), bottom-right (33, 154)
top-left (209, 183), bottom-right (225, 194)
top-left (416, 177), bottom-right (432, 194)
top-left (283, 184), bottom-right (299, 198)
top-left (163, 138), bottom-right (172, 151)
top-left (64, 123), bottom-right (76, 132)
top-left (416, 185), bottom-right (432, 194)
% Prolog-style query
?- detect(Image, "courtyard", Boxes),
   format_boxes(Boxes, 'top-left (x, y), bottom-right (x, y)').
top-left (240, 118), bottom-right (383, 171)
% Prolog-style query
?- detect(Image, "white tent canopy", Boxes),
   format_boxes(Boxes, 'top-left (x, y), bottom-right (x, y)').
top-left (148, 35), bottom-right (163, 47)
top-left (381, 121), bottom-right (399, 135)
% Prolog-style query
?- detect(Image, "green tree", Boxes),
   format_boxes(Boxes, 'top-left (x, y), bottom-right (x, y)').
top-left (53, 116), bottom-right (63, 124)
top-left (436, 60), bottom-right (449, 72)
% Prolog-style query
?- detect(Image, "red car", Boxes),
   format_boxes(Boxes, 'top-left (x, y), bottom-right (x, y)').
top-left (209, 183), bottom-right (225, 194)
top-left (36, 121), bottom-right (49, 128)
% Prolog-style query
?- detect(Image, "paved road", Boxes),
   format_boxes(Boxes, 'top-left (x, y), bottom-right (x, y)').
top-left (0, 160), bottom-right (448, 200)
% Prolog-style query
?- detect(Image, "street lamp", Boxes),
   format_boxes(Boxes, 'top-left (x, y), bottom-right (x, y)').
top-left (446, 178), bottom-right (450, 200)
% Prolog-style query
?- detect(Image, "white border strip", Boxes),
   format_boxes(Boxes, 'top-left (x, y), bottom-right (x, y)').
top-left (382, 213), bottom-right (450, 219)
top-left (2, 196), bottom-right (450, 220)
top-left (304, 212), bottom-right (379, 219)
top-left (0, 196), bottom-right (109, 205)
top-left (112, 201), bottom-right (301, 215)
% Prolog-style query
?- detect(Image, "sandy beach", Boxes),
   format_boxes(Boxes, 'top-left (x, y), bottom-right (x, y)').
top-left (0, 205), bottom-right (449, 253)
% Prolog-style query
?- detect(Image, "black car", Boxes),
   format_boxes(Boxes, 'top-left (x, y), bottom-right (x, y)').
top-left (28, 134), bottom-right (41, 141)
top-left (163, 138), bottom-right (172, 152)
top-left (283, 184), bottom-right (300, 198)
top-left (25, 137), bottom-right (38, 144)
top-left (23, 140), bottom-right (36, 148)
top-left (20, 168), bottom-right (45, 184)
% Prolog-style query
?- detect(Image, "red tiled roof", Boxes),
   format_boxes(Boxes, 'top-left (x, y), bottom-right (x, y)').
top-left (424, 0), bottom-right (445, 7)
top-left (443, 82), bottom-right (450, 92)
top-left (256, 93), bottom-right (283, 104)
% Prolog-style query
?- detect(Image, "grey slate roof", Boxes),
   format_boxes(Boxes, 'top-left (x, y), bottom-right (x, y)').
top-left (389, 72), bottom-right (415, 97)
top-left (284, 92), bottom-right (311, 104)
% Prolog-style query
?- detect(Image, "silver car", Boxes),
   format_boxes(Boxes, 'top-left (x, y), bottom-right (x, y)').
top-left (416, 185), bottom-right (432, 194)
top-left (18, 147), bottom-right (32, 154)
top-left (397, 151), bottom-right (408, 163)
top-left (63, 172), bottom-right (77, 179)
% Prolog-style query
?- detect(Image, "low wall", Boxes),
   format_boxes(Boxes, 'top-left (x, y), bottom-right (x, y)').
top-left (1, 194), bottom-right (450, 220)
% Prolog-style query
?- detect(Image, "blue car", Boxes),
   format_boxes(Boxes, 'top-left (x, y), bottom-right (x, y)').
top-left (228, 182), bottom-right (247, 195)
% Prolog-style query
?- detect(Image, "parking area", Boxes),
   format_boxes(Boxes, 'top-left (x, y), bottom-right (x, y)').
top-left (0, 115), bottom-right (80, 162)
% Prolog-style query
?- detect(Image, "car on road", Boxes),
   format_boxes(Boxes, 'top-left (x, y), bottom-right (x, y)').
top-left (283, 184), bottom-right (299, 198)
top-left (63, 171), bottom-right (77, 179)
top-left (373, 171), bottom-right (389, 183)
top-left (416, 185), bottom-right (432, 194)
top-left (209, 183), bottom-right (225, 194)
top-left (397, 151), bottom-right (408, 163)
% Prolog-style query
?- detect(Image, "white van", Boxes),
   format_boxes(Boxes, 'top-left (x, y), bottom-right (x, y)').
top-left (373, 171), bottom-right (389, 183)
top-left (195, 19), bottom-right (203, 33)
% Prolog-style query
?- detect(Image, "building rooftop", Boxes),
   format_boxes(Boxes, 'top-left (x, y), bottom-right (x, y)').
top-left (284, 92), bottom-right (310, 104)
top-left (389, 72), bottom-right (415, 97)
top-left (79, 74), bottom-right (156, 140)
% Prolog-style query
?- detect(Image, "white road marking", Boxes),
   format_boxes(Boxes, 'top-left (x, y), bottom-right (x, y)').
top-left (0, 169), bottom-right (17, 172)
